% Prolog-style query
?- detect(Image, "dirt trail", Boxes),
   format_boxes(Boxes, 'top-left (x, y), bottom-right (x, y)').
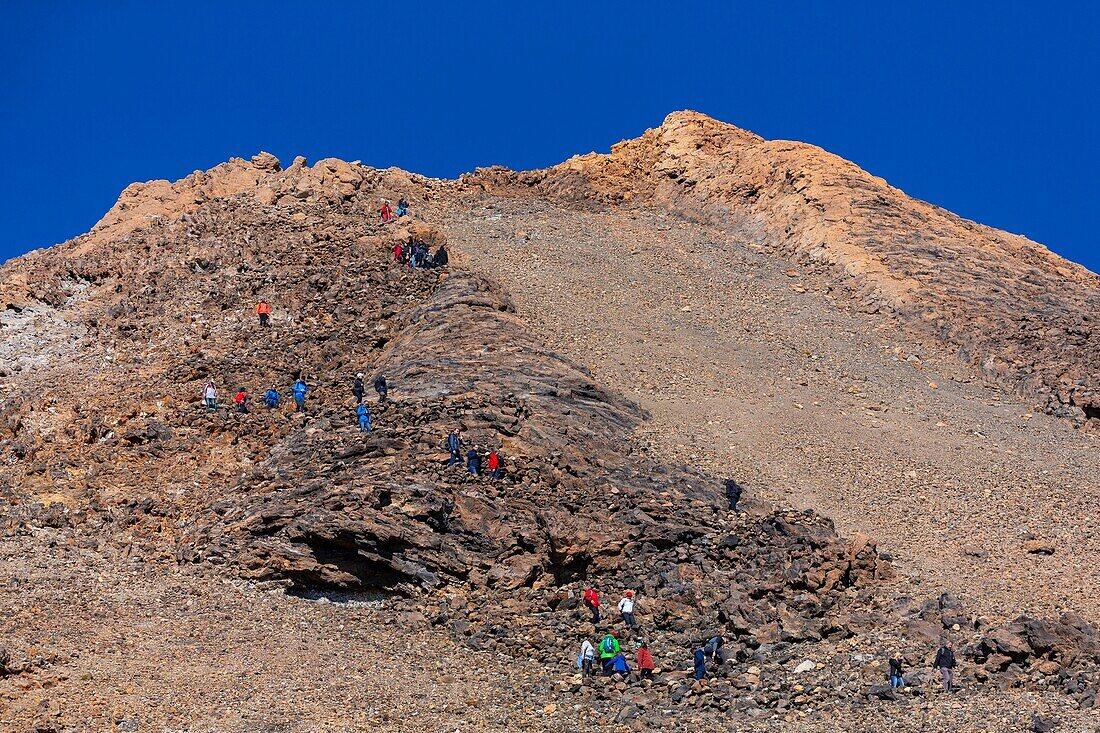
top-left (441, 196), bottom-right (1100, 623)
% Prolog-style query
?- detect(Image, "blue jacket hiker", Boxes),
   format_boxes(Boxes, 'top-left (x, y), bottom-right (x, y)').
top-left (357, 403), bottom-right (371, 432)
top-left (264, 386), bottom-right (280, 409)
top-left (447, 430), bottom-right (462, 466)
top-left (293, 379), bottom-right (309, 412)
top-left (693, 648), bottom-right (706, 680)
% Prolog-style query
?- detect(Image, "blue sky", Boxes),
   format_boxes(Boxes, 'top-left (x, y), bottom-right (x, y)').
top-left (2, 2), bottom-right (1097, 272)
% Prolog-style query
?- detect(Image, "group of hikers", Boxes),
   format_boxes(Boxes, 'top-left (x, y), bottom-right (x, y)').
top-left (380, 197), bottom-right (409, 223)
top-left (201, 367), bottom-right (388, 432)
top-left (392, 238), bottom-right (447, 269)
top-left (446, 429), bottom-right (503, 479)
top-left (576, 586), bottom-right (962, 694)
top-left (577, 588), bottom-right (650, 678)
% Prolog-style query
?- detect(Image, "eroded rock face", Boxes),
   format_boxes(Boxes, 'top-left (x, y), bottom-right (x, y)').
top-left (466, 111), bottom-right (1100, 422)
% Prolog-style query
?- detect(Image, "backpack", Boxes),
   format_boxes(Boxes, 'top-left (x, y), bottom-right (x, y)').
top-left (601, 637), bottom-right (615, 654)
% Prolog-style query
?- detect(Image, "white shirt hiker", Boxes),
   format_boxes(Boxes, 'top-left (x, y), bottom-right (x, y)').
top-left (580, 639), bottom-right (595, 661)
top-left (618, 596), bottom-right (634, 614)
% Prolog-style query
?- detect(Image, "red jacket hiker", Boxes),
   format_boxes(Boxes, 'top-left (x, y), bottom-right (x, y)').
top-left (488, 452), bottom-right (500, 471)
top-left (381, 203), bottom-right (394, 222)
top-left (583, 587), bottom-right (600, 621)
top-left (636, 646), bottom-right (654, 670)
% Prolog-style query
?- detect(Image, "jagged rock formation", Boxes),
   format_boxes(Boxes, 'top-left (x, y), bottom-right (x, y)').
top-left (467, 111), bottom-right (1100, 423)
top-left (2, 117), bottom-right (1099, 731)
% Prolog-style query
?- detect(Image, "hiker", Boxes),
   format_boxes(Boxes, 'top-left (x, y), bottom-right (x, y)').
top-left (610, 652), bottom-right (629, 676)
top-left (725, 479), bottom-right (743, 512)
top-left (263, 385), bottom-right (280, 410)
top-left (636, 642), bottom-right (655, 680)
top-left (256, 300), bottom-right (271, 327)
top-left (703, 636), bottom-right (725, 664)
top-left (203, 382), bottom-right (217, 410)
top-left (292, 378), bottom-right (309, 412)
top-left (583, 586), bottom-right (601, 622)
top-left (396, 197), bottom-right (408, 217)
top-left (433, 244), bottom-right (448, 268)
top-left (392, 242), bottom-right (404, 263)
top-left (466, 447), bottom-right (481, 476)
top-left (234, 389), bottom-right (248, 413)
top-left (446, 429), bottom-right (463, 466)
top-left (933, 641), bottom-right (956, 692)
top-left (352, 373), bottom-right (365, 404)
top-left (693, 647), bottom-right (707, 680)
top-left (380, 201), bottom-right (394, 223)
top-left (618, 591), bottom-right (638, 628)
top-left (599, 633), bottom-right (620, 675)
top-left (356, 403), bottom-right (372, 432)
top-left (888, 654), bottom-right (905, 689)
top-left (487, 449), bottom-right (501, 480)
top-left (374, 374), bottom-right (388, 403)
top-left (578, 639), bottom-right (596, 679)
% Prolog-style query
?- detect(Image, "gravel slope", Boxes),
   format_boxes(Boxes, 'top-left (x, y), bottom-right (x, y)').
top-left (440, 196), bottom-right (1100, 624)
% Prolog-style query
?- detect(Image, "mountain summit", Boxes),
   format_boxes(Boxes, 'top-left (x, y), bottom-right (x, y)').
top-left (472, 110), bottom-right (1100, 423)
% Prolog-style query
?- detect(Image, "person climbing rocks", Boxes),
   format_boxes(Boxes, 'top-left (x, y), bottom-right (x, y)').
top-left (446, 429), bottom-right (463, 467)
top-left (293, 378), bottom-right (309, 412)
top-left (704, 636), bottom-right (725, 665)
top-left (466, 446), bottom-right (481, 476)
top-left (725, 479), bottom-right (743, 512)
top-left (356, 402), bottom-right (372, 432)
top-left (636, 641), bottom-right (655, 680)
top-left (934, 641), bottom-right (957, 692)
top-left (380, 201), bottom-right (394, 223)
top-left (352, 373), bottom-right (365, 404)
top-left (487, 449), bottom-right (501, 480)
top-left (583, 586), bottom-right (600, 622)
top-left (203, 382), bottom-right (217, 410)
top-left (578, 638), bottom-right (596, 679)
top-left (374, 374), bottom-right (388, 403)
top-left (618, 591), bottom-right (638, 629)
top-left (392, 241), bottom-right (404, 263)
top-left (256, 299), bottom-right (271, 328)
top-left (599, 633), bottom-right (620, 675)
top-left (693, 646), bottom-right (707, 680)
top-left (433, 244), bottom-right (448, 268)
top-left (396, 197), bottom-right (408, 217)
top-left (888, 654), bottom-right (905, 689)
top-left (610, 652), bottom-right (629, 676)
top-left (234, 388), bottom-right (248, 413)
top-left (263, 385), bottom-right (280, 410)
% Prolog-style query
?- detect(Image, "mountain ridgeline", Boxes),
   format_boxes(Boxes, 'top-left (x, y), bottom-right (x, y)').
top-left (2, 113), bottom-right (1098, 731)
